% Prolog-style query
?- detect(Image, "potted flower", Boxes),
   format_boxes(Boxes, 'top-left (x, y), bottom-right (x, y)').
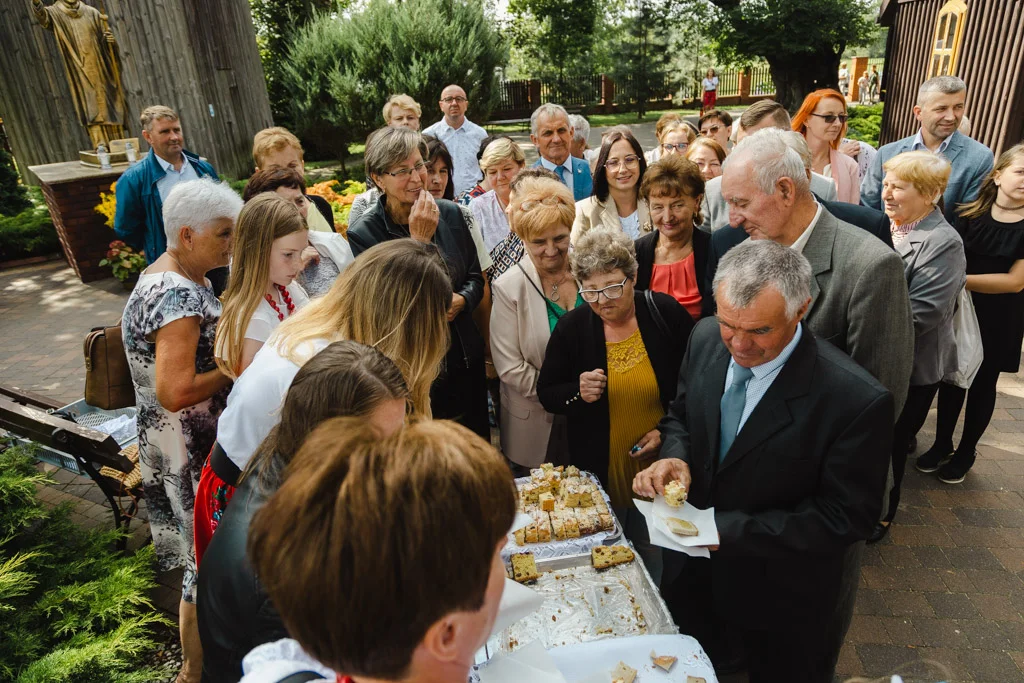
top-left (100, 240), bottom-right (147, 289)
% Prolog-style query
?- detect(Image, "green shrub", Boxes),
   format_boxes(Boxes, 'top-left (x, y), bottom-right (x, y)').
top-left (847, 102), bottom-right (884, 148)
top-left (0, 441), bottom-right (168, 683)
top-left (0, 148), bottom-right (32, 217)
top-left (0, 200), bottom-right (60, 263)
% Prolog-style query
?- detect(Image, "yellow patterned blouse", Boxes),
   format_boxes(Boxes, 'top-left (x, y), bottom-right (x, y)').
top-left (605, 328), bottom-right (665, 509)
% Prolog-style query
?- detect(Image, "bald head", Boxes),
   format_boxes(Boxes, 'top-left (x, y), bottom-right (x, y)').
top-left (439, 84), bottom-right (468, 128)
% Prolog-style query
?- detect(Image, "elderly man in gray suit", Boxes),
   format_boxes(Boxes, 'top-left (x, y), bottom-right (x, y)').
top-left (701, 101), bottom-right (836, 232)
top-left (861, 75), bottom-right (994, 224)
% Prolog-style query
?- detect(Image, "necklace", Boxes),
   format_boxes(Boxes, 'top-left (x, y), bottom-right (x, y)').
top-left (165, 252), bottom-right (202, 284)
top-left (995, 200), bottom-right (1024, 211)
top-left (265, 284), bottom-right (295, 321)
top-left (546, 270), bottom-right (569, 302)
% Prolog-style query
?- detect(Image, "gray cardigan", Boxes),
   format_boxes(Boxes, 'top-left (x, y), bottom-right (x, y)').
top-left (896, 208), bottom-right (967, 386)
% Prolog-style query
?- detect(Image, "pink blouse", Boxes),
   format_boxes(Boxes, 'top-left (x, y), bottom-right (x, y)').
top-left (650, 253), bottom-right (702, 320)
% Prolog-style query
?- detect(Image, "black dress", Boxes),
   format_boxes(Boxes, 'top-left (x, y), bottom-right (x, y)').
top-left (956, 212), bottom-right (1024, 372)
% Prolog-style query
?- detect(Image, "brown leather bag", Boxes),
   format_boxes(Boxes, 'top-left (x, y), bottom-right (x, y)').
top-left (84, 321), bottom-right (135, 409)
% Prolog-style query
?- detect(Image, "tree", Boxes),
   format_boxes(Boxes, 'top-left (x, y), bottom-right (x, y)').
top-left (612, 0), bottom-right (680, 118)
top-left (703, 0), bottom-right (878, 110)
top-left (281, 0), bottom-right (507, 167)
top-left (0, 148), bottom-right (30, 217)
top-left (507, 0), bottom-right (601, 90)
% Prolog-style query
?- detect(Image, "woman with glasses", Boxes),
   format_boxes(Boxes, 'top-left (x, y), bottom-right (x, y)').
top-left (791, 89), bottom-right (860, 204)
top-left (644, 112), bottom-right (683, 164)
top-left (347, 127), bottom-right (490, 440)
top-left (538, 230), bottom-right (694, 583)
top-left (490, 176), bottom-right (579, 474)
top-left (572, 129), bottom-right (652, 245)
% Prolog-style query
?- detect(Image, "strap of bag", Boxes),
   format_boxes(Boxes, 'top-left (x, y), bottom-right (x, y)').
top-left (210, 440), bottom-right (242, 487)
top-left (276, 672), bottom-right (328, 683)
top-left (518, 262), bottom-right (565, 320)
top-left (644, 289), bottom-right (672, 342)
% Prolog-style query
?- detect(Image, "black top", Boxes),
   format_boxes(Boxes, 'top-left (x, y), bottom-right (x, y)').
top-left (634, 227), bottom-right (712, 319)
top-left (537, 290), bottom-right (695, 487)
top-left (306, 193), bottom-right (335, 228)
top-left (347, 194), bottom-right (485, 365)
top-left (956, 211), bottom-right (1024, 372)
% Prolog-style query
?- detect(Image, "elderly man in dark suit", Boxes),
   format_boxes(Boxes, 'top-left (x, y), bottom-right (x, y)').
top-left (635, 240), bottom-right (893, 682)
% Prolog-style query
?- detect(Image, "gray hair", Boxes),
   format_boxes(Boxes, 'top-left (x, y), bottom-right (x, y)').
top-left (531, 103), bottom-right (570, 136)
top-left (570, 230), bottom-right (638, 283)
top-left (713, 240), bottom-right (812, 319)
top-left (364, 126), bottom-right (428, 190)
top-left (779, 130), bottom-right (813, 172)
top-left (162, 178), bottom-right (243, 249)
top-left (724, 127), bottom-right (811, 196)
top-left (917, 76), bottom-right (966, 105)
top-left (568, 114), bottom-right (590, 145)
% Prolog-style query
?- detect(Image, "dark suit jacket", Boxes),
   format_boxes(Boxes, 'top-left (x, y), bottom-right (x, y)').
top-left (634, 228), bottom-right (711, 318)
top-left (660, 318), bottom-right (893, 629)
top-left (537, 291), bottom-right (695, 487)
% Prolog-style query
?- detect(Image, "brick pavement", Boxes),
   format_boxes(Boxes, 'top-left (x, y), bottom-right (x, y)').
top-left (5, 234), bottom-right (1024, 681)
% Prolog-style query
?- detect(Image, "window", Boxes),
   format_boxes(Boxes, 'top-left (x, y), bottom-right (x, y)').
top-left (929, 0), bottom-right (967, 77)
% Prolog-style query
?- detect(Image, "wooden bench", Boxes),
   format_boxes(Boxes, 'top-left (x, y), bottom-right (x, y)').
top-left (0, 385), bottom-right (141, 550)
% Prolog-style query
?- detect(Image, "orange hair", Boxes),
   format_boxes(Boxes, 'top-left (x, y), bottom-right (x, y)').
top-left (791, 89), bottom-right (848, 150)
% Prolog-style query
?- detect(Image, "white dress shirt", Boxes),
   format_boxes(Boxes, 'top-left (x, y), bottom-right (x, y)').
top-left (788, 201), bottom-right (824, 254)
top-left (422, 117), bottom-right (488, 195)
top-left (155, 153), bottom-right (199, 202)
top-left (912, 129), bottom-right (953, 155)
top-left (725, 323), bottom-right (804, 433)
top-left (539, 155), bottom-right (575, 198)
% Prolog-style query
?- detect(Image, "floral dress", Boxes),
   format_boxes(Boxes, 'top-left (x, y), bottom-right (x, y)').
top-left (121, 271), bottom-right (229, 602)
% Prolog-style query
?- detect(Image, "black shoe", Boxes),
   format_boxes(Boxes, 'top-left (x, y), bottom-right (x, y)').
top-left (938, 454), bottom-right (974, 484)
top-left (907, 436), bottom-right (917, 455)
top-left (915, 444), bottom-right (953, 473)
top-left (867, 522), bottom-right (890, 544)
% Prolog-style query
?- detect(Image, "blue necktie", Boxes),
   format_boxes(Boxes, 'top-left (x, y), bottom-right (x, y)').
top-left (555, 164), bottom-right (567, 185)
top-left (719, 365), bottom-right (754, 463)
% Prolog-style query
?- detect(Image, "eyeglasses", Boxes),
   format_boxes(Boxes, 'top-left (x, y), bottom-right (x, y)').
top-left (382, 161), bottom-right (428, 179)
top-left (661, 143), bottom-right (689, 152)
top-left (605, 155), bottom-right (640, 171)
top-left (579, 277), bottom-right (629, 303)
top-left (700, 124), bottom-right (723, 137)
top-left (441, 96), bottom-right (467, 104)
top-left (810, 113), bottom-right (849, 124)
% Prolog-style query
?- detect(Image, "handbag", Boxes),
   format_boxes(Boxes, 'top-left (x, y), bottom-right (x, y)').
top-left (83, 320), bottom-right (136, 409)
top-left (643, 289), bottom-right (672, 342)
top-left (944, 287), bottom-right (984, 389)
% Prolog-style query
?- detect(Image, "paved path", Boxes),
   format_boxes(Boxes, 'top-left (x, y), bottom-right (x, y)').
top-left (5, 214), bottom-right (1024, 680)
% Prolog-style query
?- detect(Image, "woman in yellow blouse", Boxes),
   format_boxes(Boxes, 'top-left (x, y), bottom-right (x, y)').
top-left (538, 230), bottom-right (694, 583)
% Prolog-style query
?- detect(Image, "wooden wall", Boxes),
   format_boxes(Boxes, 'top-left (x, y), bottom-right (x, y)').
top-left (0, 0), bottom-right (273, 183)
top-left (880, 0), bottom-right (1024, 157)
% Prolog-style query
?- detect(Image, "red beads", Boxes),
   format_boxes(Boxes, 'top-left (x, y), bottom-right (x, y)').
top-left (264, 284), bottom-right (296, 321)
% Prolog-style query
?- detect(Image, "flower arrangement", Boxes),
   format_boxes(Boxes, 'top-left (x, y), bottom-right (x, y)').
top-left (99, 240), bottom-right (146, 283)
top-left (306, 179), bottom-right (367, 235)
top-left (95, 182), bottom-right (117, 228)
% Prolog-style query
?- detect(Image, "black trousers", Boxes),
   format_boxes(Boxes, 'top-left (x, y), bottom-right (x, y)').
top-left (429, 354), bottom-right (490, 441)
top-left (932, 355), bottom-right (1004, 466)
top-left (886, 383), bottom-right (940, 522)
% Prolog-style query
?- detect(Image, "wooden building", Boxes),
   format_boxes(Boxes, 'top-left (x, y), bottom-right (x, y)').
top-left (878, 0), bottom-right (1024, 156)
top-left (0, 0), bottom-right (273, 182)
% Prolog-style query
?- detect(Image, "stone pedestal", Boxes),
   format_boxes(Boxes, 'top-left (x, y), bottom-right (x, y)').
top-left (28, 161), bottom-right (128, 284)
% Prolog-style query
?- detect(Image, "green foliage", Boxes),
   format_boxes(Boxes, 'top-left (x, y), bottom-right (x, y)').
top-left (611, 0), bottom-right (681, 115)
top-left (507, 0), bottom-right (601, 81)
top-left (0, 441), bottom-right (169, 683)
top-left (0, 191), bottom-right (60, 263)
top-left (847, 102), bottom-right (884, 148)
top-left (282, 0), bottom-right (506, 165)
top-left (98, 241), bottom-right (147, 282)
top-left (0, 148), bottom-right (32, 217)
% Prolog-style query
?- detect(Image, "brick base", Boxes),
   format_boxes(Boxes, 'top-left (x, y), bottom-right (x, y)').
top-left (39, 173), bottom-right (125, 283)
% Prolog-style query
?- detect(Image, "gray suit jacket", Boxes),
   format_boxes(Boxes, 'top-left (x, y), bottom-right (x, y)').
top-left (860, 130), bottom-right (994, 224)
top-left (701, 172), bottom-right (837, 233)
top-left (896, 208), bottom-right (966, 386)
top-left (802, 209), bottom-right (914, 415)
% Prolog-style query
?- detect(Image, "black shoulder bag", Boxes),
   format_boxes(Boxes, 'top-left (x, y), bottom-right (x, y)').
top-left (644, 289), bottom-right (672, 341)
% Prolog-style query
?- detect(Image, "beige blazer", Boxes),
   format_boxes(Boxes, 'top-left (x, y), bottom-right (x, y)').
top-left (490, 256), bottom-right (558, 467)
top-left (571, 195), bottom-right (651, 245)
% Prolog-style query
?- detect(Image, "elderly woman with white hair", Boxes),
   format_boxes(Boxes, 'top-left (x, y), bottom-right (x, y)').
top-left (121, 177), bottom-right (242, 681)
top-left (870, 150), bottom-right (966, 543)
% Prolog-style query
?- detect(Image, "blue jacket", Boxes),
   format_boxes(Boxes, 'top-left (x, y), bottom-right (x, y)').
top-left (533, 156), bottom-right (593, 201)
top-left (860, 130), bottom-right (993, 224)
top-left (113, 149), bottom-right (218, 262)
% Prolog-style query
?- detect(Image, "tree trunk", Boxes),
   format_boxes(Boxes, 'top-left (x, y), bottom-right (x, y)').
top-left (767, 51), bottom-right (841, 111)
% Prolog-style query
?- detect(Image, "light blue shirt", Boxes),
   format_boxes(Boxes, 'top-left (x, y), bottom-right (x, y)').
top-left (911, 129), bottom-right (953, 155)
top-left (724, 323), bottom-right (803, 433)
top-left (539, 155), bottom-right (575, 198)
top-left (421, 117), bottom-right (488, 196)
top-left (155, 153), bottom-right (199, 202)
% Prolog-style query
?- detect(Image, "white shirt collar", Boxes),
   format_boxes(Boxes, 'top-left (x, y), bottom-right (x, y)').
top-left (155, 152), bottom-right (189, 174)
top-left (539, 155), bottom-right (573, 175)
top-left (912, 129), bottom-right (954, 154)
top-left (789, 201), bottom-right (824, 254)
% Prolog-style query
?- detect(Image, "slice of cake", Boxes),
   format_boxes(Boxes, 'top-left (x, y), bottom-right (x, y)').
top-left (561, 484), bottom-right (581, 508)
top-left (563, 511), bottom-right (581, 539)
top-left (533, 512), bottom-right (552, 543)
top-left (510, 553), bottom-right (540, 583)
top-left (578, 489), bottom-right (594, 507)
top-left (578, 509), bottom-right (599, 536)
top-left (524, 522), bottom-right (538, 544)
top-left (598, 513), bottom-right (615, 531)
top-left (664, 480), bottom-right (687, 507)
top-left (650, 650), bottom-right (677, 672)
top-left (565, 465), bottom-right (580, 477)
top-left (665, 517), bottom-right (699, 537)
top-left (550, 511), bottom-right (566, 541)
top-left (514, 528), bottom-right (526, 546)
top-left (539, 492), bottom-right (555, 512)
top-left (610, 661), bottom-right (637, 683)
top-left (592, 545), bottom-right (635, 569)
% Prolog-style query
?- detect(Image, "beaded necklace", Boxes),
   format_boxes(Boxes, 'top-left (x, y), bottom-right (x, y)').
top-left (264, 283), bottom-right (295, 321)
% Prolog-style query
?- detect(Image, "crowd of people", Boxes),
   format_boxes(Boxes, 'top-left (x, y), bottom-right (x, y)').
top-left (107, 73), bottom-right (1024, 683)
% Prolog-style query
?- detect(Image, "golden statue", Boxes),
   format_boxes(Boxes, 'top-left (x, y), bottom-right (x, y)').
top-left (30, 0), bottom-right (127, 147)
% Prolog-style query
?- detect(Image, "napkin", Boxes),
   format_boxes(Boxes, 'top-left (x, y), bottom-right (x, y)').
top-left (489, 578), bottom-right (545, 638)
top-left (651, 496), bottom-right (720, 547)
top-left (633, 499), bottom-right (713, 558)
top-left (479, 639), bottom-right (567, 683)
top-left (509, 512), bottom-right (533, 535)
